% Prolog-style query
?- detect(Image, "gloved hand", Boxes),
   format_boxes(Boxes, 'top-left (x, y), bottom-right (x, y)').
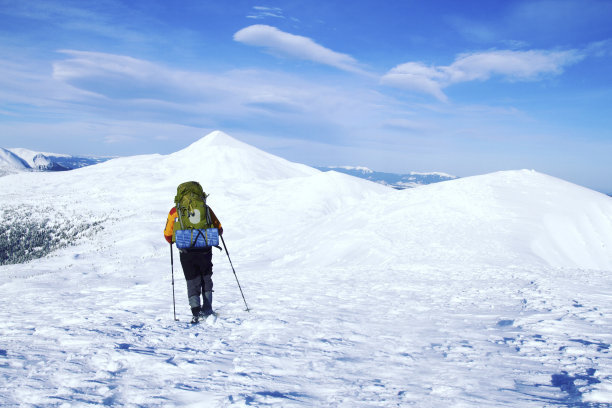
top-left (218, 227), bottom-right (223, 236)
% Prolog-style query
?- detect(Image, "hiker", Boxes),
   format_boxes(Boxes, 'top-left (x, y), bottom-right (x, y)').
top-left (164, 181), bottom-right (223, 324)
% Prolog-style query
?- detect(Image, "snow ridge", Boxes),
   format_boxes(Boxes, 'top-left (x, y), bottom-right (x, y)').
top-left (0, 147), bottom-right (30, 175)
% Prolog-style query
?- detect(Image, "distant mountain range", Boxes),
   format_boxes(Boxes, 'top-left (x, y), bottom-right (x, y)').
top-left (2, 146), bottom-right (456, 189)
top-left (317, 166), bottom-right (457, 189)
top-left (0, 147), bottom-right (112, 176)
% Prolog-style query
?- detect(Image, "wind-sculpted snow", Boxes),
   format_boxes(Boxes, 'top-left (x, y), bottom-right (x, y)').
top-left (1, 131), bottom-right (611, 406)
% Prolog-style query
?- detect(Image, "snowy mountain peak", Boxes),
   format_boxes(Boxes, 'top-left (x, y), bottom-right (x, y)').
top-left (181, 130), bottom-right (248, 151)
top-left (167, 131), bottom-right (319, 182)
top-left (171, 130), bottom-right (261, 160)
top-left (203, 130), bottom-right (241, 145)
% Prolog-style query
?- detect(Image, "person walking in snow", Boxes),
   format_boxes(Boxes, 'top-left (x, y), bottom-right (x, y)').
top-left (164, 181), bottom-right (223, 324)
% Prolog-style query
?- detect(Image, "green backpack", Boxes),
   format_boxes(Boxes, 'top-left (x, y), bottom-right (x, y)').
top-left (173, 181), bottom-right (214, 244)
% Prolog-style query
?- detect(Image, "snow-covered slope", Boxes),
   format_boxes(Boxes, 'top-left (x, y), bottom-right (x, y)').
top-left (373, 169), bottom-right (612, 270)
top-left (0, 147), bottom-right (30, 176)
top-left (1, 131), bottom-right (612, 407)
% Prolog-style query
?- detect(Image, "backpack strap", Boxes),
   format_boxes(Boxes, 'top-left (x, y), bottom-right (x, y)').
top-left (205, 206), bottom-right (212, 226)
top-left (203, 196), bottom-right (221, 250)
top-left (190, 228), bottom-right (222, 251)
top-left (176, 204), bottom-right (186, 230)
top-left (192, 229), bottom-right (205, 247)
top-left (199, 193), bottom-right (213, 227)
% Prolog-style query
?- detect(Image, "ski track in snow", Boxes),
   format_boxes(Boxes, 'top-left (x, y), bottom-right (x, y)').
top-left (1, 132), bottom-right (612, 407)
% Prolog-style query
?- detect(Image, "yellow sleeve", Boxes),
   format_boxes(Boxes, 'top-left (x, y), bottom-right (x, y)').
top-left (164, 207), bottom-right (177, 243)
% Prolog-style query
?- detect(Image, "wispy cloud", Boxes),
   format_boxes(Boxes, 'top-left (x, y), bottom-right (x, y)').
top-left (586, 39), bottom-right (612, 57)
top-left (52, 50), bottom-right (237, 104)
top-left (247, 6), bottom-right (285, 20)
top-left (234, 24), bottom-right (370, 76)
top-left (0, 0), bottom-right (148, 42)
top-left (46, 50), bottom-right (394, 136)
top-left (382, 49), bottom-right (583, 101)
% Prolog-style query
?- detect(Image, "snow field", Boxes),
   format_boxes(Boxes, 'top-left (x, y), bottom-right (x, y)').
top-left (1, 131), bottom-right (612, 406)
top-left (4, 256), bottom-right (610, 406)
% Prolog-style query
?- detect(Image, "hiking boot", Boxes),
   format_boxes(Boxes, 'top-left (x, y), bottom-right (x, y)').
top-left (200, 291), bottom-right (213, 316)
top-left (190, 306), bottom-right (201, 324)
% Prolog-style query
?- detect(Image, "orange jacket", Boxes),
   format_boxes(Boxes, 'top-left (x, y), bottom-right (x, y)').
top-left (164, 206), bottom-right (222, 244)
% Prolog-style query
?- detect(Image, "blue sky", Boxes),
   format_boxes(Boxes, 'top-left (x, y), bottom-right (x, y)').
top-left (1, 0), bottom-right (611, 191)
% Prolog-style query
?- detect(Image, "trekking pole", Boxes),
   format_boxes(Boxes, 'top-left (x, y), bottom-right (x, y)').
top-left (170, 243), bottom-right (178, 321)
top-left (220, 235), bottom-right (250, 312)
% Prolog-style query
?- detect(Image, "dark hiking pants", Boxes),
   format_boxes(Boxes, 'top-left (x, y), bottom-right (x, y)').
top-left (179, 250), bottom-right (213, 310)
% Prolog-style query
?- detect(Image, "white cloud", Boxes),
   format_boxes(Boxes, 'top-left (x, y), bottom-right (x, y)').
top-left (448, 50), bottom-right (583, 82)
top-left (382, 49), bottom-right (583, 101)
top-left (234, 24), bottom-right (368, 75)
top-left (382, 62), bottom-right (449, 102)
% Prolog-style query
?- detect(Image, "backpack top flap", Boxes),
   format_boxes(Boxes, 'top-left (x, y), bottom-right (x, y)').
top-left (174, 181), bottom-right (204, 203)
